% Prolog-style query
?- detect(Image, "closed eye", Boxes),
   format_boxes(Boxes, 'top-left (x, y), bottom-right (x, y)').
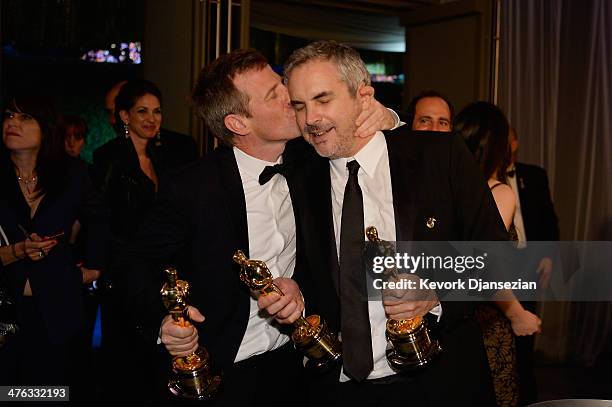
top-left (291, 102), bottom-right (305, 111)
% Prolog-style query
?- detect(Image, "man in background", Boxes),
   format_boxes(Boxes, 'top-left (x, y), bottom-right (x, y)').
top-left (407, 90), bottom-right (454, 132)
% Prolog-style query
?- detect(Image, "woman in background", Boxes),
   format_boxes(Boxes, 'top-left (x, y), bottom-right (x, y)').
top-left (91, 79), bottom-right (197, 401)
top-left (0, 95), bottom-right (107, 395)
top-left (455, 101), bottom-right (542, 407)
top-left (60, 114), bottom-right (88, 159)
top-left (92, 79), bottom-right (197, 248)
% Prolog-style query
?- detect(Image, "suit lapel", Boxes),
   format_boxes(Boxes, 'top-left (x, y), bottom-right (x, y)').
top-left (385, 129), bottom-right (421, 242)
top-left (515, 163), bottom-right (528, 211)
top-left (216, 147), bottom-right (250, 257)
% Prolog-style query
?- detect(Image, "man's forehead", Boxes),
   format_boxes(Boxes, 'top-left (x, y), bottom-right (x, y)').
top-left (416, 97), bottom-right (450, 116)
top-left (289, 59), bottom-right (339, 79)
top-left (287, 60), bottom-right (345, 95)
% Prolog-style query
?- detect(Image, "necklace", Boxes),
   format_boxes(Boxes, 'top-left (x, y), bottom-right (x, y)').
top-left (17, 174), bottom-right (38, 195)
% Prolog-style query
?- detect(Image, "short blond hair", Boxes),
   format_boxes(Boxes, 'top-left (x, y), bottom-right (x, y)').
top-left (284, 40), bottom-right (370, 96)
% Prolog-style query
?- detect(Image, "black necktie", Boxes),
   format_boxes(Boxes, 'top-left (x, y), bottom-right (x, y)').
top-left (339, 160), bottom-right (373, 381)
top-left (259, 162), bottom-right (289, 185)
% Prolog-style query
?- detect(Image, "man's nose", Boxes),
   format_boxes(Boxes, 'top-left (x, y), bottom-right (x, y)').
top-left (305, 106), bottom-right (321, 125)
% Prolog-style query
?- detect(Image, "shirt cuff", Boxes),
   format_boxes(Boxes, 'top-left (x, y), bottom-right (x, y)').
top-left (387, 108), bottom-right (406, 130)
top-left (429, 302), bottom-right (443, 322)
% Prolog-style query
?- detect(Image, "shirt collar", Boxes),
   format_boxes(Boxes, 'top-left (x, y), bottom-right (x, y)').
top-left (330, 131), bottom-right (386, 178)
top-left (233, 146), bottom-right (282, 181)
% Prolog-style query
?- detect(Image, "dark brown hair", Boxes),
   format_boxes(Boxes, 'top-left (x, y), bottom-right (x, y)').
top-left (3, 95), bottom-right (67, 197)
top-left (454, 101), bottom-right (510, 182)
top-left (59, 114), bottom-right (88, 141)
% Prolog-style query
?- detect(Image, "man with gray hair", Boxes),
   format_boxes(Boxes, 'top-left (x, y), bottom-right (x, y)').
top-left (285, 40), bottom-right (505, 406)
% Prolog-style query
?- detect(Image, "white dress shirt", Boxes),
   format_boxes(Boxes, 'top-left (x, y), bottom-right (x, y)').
top-left (329, 131), bottom-right (441, 381)
top-left (233, 146), bottom-right (296, 362)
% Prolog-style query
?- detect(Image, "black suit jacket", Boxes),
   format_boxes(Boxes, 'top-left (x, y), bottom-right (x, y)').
top-left (115, 142), bottom-right (310, 372)
top-left (292, 128), bottom-right (505, 405)
top-left (514, 162), bottom-right (559, 241)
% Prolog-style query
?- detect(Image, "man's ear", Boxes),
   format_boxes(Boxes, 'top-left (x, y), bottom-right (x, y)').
top-left (358, 84), bottom-right (375, 110)
top-left (358, 84), bottom-right (375, 101)
top-left (224, 114), bottom-right (249, 136)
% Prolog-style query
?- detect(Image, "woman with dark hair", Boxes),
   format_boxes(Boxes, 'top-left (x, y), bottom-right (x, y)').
top-left (59, 114), bottom-right (88, 158)
top-left (93, 79), bottom-right (197, 243)
top-left (455, 101), bottom-right (541, 407)
top-left (91, 79), bottom-right (197, 401)
top-left (0, 95), bottom-right (107, 391)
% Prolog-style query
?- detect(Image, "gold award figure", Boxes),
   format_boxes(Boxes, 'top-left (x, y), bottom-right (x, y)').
top-left (160, 267), bottom-right (221, 400)
top-left (366, 226), bottom-right (442, 370)
top-left (233, 250), bottom-right (341, 370)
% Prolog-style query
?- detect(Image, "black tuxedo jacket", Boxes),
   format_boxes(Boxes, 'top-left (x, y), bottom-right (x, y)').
top-left (115, 143), bottom-right (310, 372)
top-left (292, 128), bottom-right (505, 405)
top-left (514, 162), bottom-right (559, 241)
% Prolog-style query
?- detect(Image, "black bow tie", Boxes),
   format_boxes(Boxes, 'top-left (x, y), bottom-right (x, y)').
top-left (507, 170), bottom-right (516, 178)
top-left (259, 162), bottom-right (290, 185)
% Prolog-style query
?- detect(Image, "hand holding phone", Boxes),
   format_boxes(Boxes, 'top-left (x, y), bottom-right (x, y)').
top-left (43, 231), bottom-right (65, 241)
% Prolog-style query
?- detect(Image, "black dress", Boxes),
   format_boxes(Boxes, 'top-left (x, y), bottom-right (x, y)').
top-left (475, 182), bottom-right (519, 407)
top-left (91, 132), bottom-right (197, 401)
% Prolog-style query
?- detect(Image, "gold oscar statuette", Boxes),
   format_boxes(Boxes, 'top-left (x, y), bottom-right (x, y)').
top-left (160, 267), bottom-right (221, 400)
top-left (366, 226), bottom-right (442, 370)
top-left (233, 250), bottom-right (342, 370)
